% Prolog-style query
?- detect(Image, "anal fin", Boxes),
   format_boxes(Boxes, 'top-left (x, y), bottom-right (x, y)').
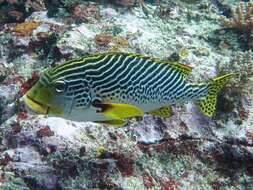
top-left (92, 101), bottom-right (144, 120)
top-left (96, 120), bottom-right (126, 126)
top-left (148, 106), bottom-right (173, 118)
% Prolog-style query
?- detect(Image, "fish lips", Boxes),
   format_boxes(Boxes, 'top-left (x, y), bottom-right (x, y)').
top-left (22, 94), bottom-right (50, 115)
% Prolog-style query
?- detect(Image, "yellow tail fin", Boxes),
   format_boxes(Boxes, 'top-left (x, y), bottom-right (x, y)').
top-left (197, 73), bottom-right (236, 117)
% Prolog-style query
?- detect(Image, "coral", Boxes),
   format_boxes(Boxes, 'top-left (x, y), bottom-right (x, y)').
top-left (94, 32), bottom-right (113, 47)
top-left (94, 32), bottom-right (130, 51)
top-left (11, 21), bottom-right (41, 36)
top-left (221, 2), bottom-right (253, 31)
top-left (71, 3), bottom-right (100, 23)
top-left (221, 2), bottom-right (253, 48)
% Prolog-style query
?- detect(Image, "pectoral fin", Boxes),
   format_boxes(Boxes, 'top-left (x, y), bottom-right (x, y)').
top-left (92, 101), bottom-right (144, 120)
top-left (148, 106), bottom-right (173, 118)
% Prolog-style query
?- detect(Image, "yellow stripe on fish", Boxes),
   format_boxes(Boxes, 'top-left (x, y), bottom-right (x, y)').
top-left (22, 52), bottom-right (235, 125)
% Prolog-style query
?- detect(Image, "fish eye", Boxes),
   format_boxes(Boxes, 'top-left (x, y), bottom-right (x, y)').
top-left (54, 80), bottom-right (67, 93)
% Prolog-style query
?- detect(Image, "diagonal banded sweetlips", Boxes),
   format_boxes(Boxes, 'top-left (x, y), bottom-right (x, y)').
top-left (22, 52), bottom-right (235, 125)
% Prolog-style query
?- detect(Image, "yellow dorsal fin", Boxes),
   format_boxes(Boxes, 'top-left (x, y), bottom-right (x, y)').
top-left (92, 102), bottom-right (144, 120)
top-left (166, 61), bottom-right (193, 79)
top-left (148, 106), bottom-right (174, 118)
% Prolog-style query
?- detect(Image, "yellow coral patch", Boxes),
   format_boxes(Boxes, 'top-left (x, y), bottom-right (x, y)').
top-left (12, 21), bottom-right (41, 37)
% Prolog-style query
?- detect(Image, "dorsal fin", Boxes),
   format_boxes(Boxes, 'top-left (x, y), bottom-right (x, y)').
top-left (165, 61), bottom-right (193, 80)
top-left (148, 106), bottom-right (174, 118)
top-left (123, 52), bottom-right (193, 80)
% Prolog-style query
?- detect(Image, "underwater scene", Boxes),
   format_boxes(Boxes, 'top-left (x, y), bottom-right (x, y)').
top-left (0, 0), bottom-right (253, 189)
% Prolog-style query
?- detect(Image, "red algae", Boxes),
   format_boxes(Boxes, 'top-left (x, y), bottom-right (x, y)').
top-left (112, 152), bottom-right (134, 177)
top-left (99, 151), bottom-right (134, 177)
top-left (160, 178), bottom-right (180, 190)
top-left (142, 170), bottom-right (154, 189)
top-left (211, 181), bottom-right (222, 190)
top-left (37, 126), bottom-right (54, 138)
top-left (0, 175), bottom-right (5, 184)
top-left (0, 153), bottom-right (12, 166)
top-left (3, 75), bottom-right (24, 86)
top-left (10, 122), bottom-right (22, 134)
top-left (17, 111), bottom-right (28, 120)
top-left (19, 72), bottom-right (40, 96)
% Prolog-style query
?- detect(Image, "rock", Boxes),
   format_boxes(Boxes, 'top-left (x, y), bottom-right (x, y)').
top-left (133, 115), bottom-right (165, 144)
top-left (113, 0), bottom-right (135, 7)
top-left (9, 162), bottom-right (58, 190)
top-left (0, 85), bottom-right (19, 124)
top-left (57, 24), bottom-right (96, 57)
top-left (100, 7), bottom-right (118, 20)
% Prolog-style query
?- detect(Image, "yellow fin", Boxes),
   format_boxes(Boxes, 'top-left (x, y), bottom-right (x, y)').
top-left (148, 106), bottom-right (173, 118)
top-left (92, 102), bottom-right (144, 120)
top-left (196, 73), bottom-right (236, 117)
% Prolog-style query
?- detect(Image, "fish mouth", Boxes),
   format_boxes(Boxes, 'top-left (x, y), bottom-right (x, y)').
top-left (23, 94), bottom-right (50, 114)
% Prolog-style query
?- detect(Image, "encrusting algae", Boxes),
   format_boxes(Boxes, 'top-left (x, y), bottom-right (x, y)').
top-left (22, 52), bottom-right (235, 126)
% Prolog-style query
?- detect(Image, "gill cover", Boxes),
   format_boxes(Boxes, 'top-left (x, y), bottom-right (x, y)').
top-left (23, 79), bottom-right (64, 116)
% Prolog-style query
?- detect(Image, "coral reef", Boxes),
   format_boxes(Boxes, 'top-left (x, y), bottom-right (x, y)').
top-left (0, 0), bottom-right (253, 190)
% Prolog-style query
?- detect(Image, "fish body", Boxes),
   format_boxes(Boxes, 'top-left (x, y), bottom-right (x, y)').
top-left (22, 52), bottom-right (235, 125)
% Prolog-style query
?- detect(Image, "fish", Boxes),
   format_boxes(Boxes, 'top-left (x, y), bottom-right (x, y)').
top-left (22, 52), bottom-right (235, 126)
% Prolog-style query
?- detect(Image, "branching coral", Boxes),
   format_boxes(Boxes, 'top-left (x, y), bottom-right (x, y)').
top-left (221, 2), bottom-right (253, 48)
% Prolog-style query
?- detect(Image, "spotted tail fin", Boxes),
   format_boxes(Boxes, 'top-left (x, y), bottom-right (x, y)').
top-left (196, 73), bottom-right (236, 117)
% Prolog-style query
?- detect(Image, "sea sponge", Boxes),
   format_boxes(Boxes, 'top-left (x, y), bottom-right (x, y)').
top-left (221, 2), bottom-right (253, 48)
